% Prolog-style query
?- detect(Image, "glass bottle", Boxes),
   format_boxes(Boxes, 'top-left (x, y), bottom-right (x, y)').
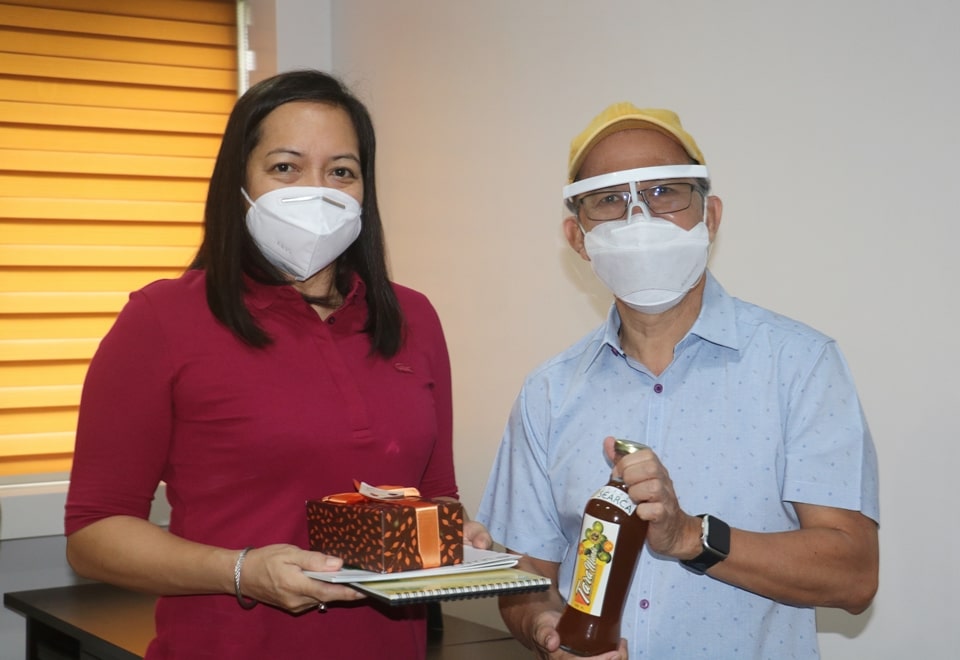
top-left (555, 439), bottom-right (649, 656)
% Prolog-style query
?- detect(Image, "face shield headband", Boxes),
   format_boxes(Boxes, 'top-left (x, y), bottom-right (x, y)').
top-left (563, 164), bottom-right (710, 204)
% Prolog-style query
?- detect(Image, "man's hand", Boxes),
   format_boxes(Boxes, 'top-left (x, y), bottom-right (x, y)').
top-left (604, 436), bottom-right (701, 560)
top-left (529, 608), bottom-right (628, 659)
top-left (500, 553), bottom-right (627, 659)
top-left (464, 520), bottom-right (493, 549)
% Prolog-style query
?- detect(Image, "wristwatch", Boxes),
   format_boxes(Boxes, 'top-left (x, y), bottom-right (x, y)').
top-left (681, 514), bottom-right (730, 575)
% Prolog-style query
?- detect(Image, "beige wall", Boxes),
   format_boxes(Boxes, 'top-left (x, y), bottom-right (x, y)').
top-left (253, 0), bottom-right (959, 656)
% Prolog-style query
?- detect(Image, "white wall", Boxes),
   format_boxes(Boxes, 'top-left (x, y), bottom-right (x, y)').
top-left (245, 0), bottom-right (332, 87)
top-left (261, 1), bottom-right (960, 657)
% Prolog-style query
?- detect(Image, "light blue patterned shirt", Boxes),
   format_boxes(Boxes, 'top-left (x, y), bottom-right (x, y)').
top-left (478, 271), bottom-right (879, 659)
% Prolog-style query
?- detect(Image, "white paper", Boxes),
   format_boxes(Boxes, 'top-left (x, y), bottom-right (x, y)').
top-left (304, 546), bottom-right (520, 583)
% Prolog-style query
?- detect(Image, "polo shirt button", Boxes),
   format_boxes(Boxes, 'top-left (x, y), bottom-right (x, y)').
top-left (327, 316), bottom-right (336, 324)
top-left (653, 383), bottom-right (663, 393)
top-left (640, 599), bottom-right (650, 609)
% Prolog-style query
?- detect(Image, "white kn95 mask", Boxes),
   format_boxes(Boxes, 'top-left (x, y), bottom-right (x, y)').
top-left (243, 186), bottom-right (362, 281)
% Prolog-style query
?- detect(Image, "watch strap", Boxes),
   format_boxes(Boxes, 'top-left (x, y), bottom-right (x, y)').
top-left (681, 514), bottom-right (730, 575)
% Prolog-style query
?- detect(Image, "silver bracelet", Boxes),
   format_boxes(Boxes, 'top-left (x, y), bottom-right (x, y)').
top-left (233, 546), bottom-right (258, 610)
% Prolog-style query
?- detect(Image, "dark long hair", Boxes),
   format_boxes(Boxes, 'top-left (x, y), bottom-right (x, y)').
top-left (191, 70), bottom-right (402, 356)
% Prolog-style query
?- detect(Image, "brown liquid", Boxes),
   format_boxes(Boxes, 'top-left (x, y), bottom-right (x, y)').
top-left (556, 442), bottom-right (648, 656)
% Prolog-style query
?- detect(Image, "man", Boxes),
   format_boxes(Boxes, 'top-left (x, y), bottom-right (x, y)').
top-left (477, 103), bottom-right (879, 659)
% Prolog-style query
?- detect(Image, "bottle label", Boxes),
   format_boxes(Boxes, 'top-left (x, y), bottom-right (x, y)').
top-left (566, 513), bottom-right (621, 616)
top-left (594, 484), bottom-right (637, 516)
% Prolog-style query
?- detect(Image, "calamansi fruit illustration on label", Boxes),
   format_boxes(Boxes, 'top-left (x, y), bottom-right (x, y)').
top-left (569, 514), bottom-right (620, 615)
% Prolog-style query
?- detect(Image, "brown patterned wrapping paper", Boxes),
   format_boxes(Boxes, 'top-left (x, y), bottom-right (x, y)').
top-left (306, 494), bottom-right (464, 573)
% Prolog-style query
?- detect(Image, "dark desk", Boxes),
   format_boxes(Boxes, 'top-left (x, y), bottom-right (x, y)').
top-left (4, 583), bottom-right (531, 659)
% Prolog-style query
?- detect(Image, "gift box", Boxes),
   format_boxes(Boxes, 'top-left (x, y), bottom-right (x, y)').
top-left (306, 485), bottom-right (463, 573)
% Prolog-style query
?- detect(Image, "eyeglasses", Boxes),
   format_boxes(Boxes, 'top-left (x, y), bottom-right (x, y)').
top-left (577, 182), bottom-right (700, 222)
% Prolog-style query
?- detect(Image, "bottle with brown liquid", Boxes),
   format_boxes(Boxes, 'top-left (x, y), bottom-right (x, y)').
top-left (555, 439), bottom-right (649, 656)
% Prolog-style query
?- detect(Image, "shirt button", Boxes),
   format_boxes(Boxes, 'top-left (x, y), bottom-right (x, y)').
top-left (653, 383), bottom-right (663, 394)
top-left (327, 316), bottom-right (336, 324)
top-left (639, 599), bottom-right (650, 609)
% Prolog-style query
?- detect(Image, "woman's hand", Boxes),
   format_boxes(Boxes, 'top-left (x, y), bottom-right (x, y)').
top-left (237, 544), bottom-right (366, 613)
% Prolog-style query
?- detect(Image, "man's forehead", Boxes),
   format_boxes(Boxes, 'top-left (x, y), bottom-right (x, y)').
top-left (578, 128), bottom-right (693, 180)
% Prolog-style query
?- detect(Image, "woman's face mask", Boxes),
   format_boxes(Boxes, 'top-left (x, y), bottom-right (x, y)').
top-left (242, 186), bottom-right (362, 281)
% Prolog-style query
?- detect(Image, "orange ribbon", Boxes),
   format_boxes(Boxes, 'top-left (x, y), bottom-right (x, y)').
top-left (323, 492), bottom-right (366, 505)
top-left (407, 498), bottom-right (441, 568)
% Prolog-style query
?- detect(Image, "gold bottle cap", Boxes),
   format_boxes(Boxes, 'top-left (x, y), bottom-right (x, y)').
top-left (613, 438), bottom-right (648, 456)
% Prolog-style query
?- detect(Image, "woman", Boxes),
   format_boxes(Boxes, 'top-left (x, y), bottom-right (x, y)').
top-left (65, 69), bottom-right (490, 659)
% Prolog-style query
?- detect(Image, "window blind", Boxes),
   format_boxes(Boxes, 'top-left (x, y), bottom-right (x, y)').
top-left (0, 0), bottom-right (237, 475)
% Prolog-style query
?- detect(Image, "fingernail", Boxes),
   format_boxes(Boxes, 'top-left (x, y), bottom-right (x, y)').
top-left (324, 556), bottom-right (341, 567)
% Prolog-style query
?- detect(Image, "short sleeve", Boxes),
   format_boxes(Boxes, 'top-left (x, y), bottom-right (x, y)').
top-left (65, 291), bottom-right (174, 534)
top-left (478, 383), bottom-right (568, 562)
top-left (782, 341), bottom-right (879, 523)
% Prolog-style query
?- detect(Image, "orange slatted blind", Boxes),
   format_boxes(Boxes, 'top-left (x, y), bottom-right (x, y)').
top-left (0, 0), bottom-right (237, 475)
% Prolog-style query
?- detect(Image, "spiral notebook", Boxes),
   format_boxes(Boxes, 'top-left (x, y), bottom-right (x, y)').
top-left (349, 566), bottom-right (551, 605)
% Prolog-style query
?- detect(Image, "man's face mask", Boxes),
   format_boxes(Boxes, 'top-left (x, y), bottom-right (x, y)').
top-left (563, 165), bottom-right (711, 315)
top-left (243, 186), bottom-right (362, 281)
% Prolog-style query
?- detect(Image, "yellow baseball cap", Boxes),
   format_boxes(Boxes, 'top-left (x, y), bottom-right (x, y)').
top-left (567, 103), bottom-right (705, 182)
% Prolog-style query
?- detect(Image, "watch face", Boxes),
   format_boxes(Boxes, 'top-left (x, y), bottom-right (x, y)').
top-left (682, 515), bottom-right (728, 574)
top-left (703, 515), bottom-right (730, 557)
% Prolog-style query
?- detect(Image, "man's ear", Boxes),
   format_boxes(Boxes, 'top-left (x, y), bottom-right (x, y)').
top-left (706, 195), bottom-right (723, 241)
top-left (563, 216), bottom-right (590, 261)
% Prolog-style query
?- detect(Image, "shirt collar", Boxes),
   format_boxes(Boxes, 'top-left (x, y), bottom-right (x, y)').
top-left (688, 271), bottom-right (740, 351)
top-left (585, 270), bottom-right (741, 369)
